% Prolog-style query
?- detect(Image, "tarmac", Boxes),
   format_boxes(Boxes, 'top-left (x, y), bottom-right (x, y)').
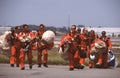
top-left (0, 64), bottom-right (120, 78)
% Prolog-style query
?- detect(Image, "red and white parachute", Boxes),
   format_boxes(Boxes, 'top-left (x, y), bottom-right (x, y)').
top-left (0, 31), bottom-right (11, 50)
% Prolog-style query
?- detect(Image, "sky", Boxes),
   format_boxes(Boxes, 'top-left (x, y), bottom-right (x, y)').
top-left (0, 0), bottom-right (120, 27)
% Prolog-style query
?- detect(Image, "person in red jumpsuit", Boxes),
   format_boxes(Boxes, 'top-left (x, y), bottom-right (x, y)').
top-left (79, 28), bottom-right (89, 68)
top-left (99, 31), bottom-right (112, 68)
top-left (60, 25), bottom-right (78, 70)
top-left (10, 26), bottom-right (21, 67)
top-left (19, 24), bottom-right (35, 70)
top-left (36, 24), bottom-right (49, 68)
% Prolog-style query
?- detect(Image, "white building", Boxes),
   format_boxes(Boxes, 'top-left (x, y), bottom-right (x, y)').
top-left (0, 27), bottom-right (11, 34)
top-left (80, 27), bottom-right (120, 37)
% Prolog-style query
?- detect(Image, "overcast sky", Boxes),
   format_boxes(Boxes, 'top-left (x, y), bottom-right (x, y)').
top-left (0, 0), bottom-right (120, 27)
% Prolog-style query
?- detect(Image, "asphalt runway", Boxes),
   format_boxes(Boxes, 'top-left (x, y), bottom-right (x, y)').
top-left (0, 64), bottom-right (120, 78)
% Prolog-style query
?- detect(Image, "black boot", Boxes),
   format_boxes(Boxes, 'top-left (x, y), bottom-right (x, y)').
top-left (21, 67), bottom-right (25, 70)
top-left (29, 65), bottom-right (32, 69)
top-left (38, 64), bottom-right (41, 68)
top-left (16, 64), bottom-right (19, 67)
top-left (43, 63), bottom-right (48, 68)
top-left (79, 64), bottom-right (85, 69)
top-left (69, 68), bottom-right (74, 71)
top-left (74, 65), bottom-right (80, 69)
top-left (10, 64), bottom-right (14, 67)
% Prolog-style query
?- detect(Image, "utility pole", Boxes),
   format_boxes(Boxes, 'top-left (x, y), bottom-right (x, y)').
top-left (68, 14), bottom-right (70, 32)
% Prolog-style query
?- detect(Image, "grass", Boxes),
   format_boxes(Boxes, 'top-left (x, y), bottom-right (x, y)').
top-left (112, 43), bottom-right (120, 47)
top-left (48, 51), bottom-right (69, 65)
top-left (0, 54), bottom-right (9, 63)
top-left (31, 49), bottom-right (69, 65)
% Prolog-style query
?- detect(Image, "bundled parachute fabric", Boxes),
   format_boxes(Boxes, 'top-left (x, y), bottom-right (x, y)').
top-left (0, 31), bottom-right (11, 50)
top-left (108, 50), bottom-right (118, 68)
top-left (90, 39), bottom-right (107, 54)
top-left (0, 31), bottom-right (11, 57)
top-left (58, 35), bottom-right (73, 60)
top-left (40, 30), bottom-right (55, 50)
top-left (58, 43), bottom-right (70, 60)
top-left (41, 30), bottom-right (55, 44)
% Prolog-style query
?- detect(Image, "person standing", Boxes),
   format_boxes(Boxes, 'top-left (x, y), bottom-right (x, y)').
top-left (19, 24), bottom-right (35, 70)
top-left (36, 24), bottom-right (48, 67)
top-left (88, 30), bottom-right (99, 68)
top-left (99, 31), bottom-right (112, 68)
top-left (10, 26), bottom-right (21, 67)
top-left (62, 25), bottom-right (79, 70)
top-left (79, 28), bottom-right (89, 68)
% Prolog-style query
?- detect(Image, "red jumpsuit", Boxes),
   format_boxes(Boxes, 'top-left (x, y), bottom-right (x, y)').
top-left (60, 32), bottom-right (78, 70)
top-left (19, 31), bottom-right (34, 69)
top-left (10, 32), bottom-right (21, 67)
top-left (59, 34), bottom-right (67, 47)
top-left (79, 34), bottom-right (88, 65)
top-left (36, 30), bottom-right (48, 67)
top-left (73, 33), bottom-right (83, 68)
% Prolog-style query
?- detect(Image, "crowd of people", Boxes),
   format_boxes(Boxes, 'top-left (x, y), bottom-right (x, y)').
top-left (8, 24), bottom-right (54, 70)
top-left (7, 24), bottom-right (112, 71)
top-left (59, 25), bottom-right (112, 70)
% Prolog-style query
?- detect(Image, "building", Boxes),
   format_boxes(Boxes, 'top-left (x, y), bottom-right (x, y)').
top-left (0, 27), bottom-right (11, 34)
top-left (77, 27), bottom-right (120, 37)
